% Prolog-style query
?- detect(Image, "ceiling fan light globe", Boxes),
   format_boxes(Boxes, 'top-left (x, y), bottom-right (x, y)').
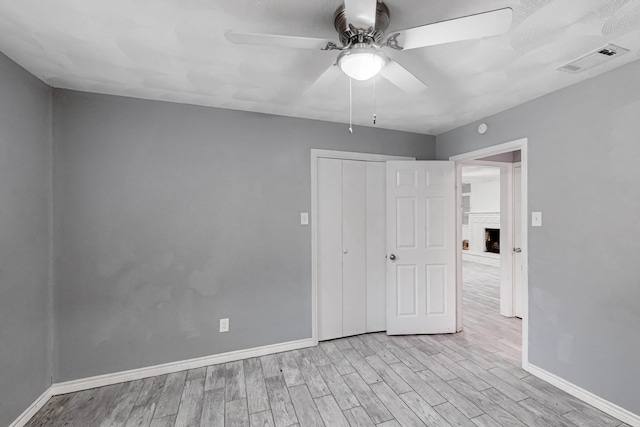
top-left (337, 48), bottom-right (386, 81)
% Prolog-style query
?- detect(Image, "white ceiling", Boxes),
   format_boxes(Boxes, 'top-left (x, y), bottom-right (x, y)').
top-left (1, 0), bottom-right (639, 135)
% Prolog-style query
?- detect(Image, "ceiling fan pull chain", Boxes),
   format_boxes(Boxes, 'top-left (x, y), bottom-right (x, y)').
top-left (373, 76), bottom-right (377, 125)
top-left (349, 77), bottom-right (353, 134)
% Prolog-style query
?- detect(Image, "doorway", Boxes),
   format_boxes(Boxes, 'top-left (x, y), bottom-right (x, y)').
top-left (451, 138), bottom-right (529, 368)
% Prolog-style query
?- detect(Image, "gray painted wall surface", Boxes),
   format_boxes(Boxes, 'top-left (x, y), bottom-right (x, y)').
top-left (0, 53), bottom-right (52, 426)
top-left (478, 151), bottom-right (521, 163)
top-left (437, 59), bottom-right (640, 415)
top-left (53, 89), bottom-right (435, 382)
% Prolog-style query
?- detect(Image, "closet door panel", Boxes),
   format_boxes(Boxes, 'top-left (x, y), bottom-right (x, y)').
top-left (342, 160), bottom-right (367, 337)
top-left (317, 158), bottom-right (343, 341)
top-left (366, 161), bottom-right (386, 332)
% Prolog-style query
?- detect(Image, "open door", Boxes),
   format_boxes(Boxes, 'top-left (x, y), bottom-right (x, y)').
top-left (513, 163), bottom-right (524, 318)
top-left (386, 161), bottom-right (457, 335)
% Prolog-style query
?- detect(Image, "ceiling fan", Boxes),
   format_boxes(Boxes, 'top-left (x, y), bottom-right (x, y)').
top-left (225, 0), bottom-right (513, 95)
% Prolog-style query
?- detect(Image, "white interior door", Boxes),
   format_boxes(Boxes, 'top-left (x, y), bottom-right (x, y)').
top-left (365, 162), bottom-right (387, 332)
top-left (317, 157), bottom-right (386, 341)
top-left (386, 161), bottom-right (457, 335)
top-left (342, 160), bottom-right (367, 337)
top-left (317, 158), bottom-right (343, 341)
top-left (499, 163), bottom-right (514, 318)
top-left (513, 164), bottom-right (524, 318)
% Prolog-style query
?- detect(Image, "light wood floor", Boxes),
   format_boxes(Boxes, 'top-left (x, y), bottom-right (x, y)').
top-left (26, 261), bottom-right (628, 426)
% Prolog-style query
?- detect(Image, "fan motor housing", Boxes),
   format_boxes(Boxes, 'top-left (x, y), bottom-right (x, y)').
top-left (333, 1), bottom-right (390, 46)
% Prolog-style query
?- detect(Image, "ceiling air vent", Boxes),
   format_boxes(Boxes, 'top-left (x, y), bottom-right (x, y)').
top-left (557, 44), bottom-right (629, 74)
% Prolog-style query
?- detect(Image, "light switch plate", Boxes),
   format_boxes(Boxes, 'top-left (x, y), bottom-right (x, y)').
top-left (219, 318), bottom-right (229, 332)
top-left (300, 212), bottom-right (309, 225)
top-left (532, 212), bottom-right (542, 227)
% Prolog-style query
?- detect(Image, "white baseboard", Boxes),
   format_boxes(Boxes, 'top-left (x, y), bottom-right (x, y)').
top-left (8, 386), bottom-right (53, 427)
top-left (527, 364), bottom-right (640, 427)
top-left (51, 337), bottom-right (314, 396)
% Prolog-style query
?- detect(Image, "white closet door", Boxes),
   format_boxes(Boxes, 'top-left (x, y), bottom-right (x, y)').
top-left (366, 162), bottom-right (386, 332)
top-left (317, 158), bottom-right (343, 341)
top-left (342, 160), bottom-right (367, 337)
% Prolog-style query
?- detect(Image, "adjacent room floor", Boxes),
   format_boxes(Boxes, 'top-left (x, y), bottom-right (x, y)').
top-left (26, 262), bottom-right (626, 426)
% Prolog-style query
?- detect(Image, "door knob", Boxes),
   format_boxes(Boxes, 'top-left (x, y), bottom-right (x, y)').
top-left (389, 254), bottom-right (397, 261)
top-left (343, 249), bottom-right (348, 254)
top-left (513, 248), bottom-right (522, 253)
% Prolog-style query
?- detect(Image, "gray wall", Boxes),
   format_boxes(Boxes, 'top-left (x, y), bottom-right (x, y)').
top-left (53, 89), bottom-right (435, 381)
top-left (478, 150), bottom-right (521, 163)
top-left (437, 59), bottom-right (640, 415)
top-left (0, 53), bottom-right (53, 426)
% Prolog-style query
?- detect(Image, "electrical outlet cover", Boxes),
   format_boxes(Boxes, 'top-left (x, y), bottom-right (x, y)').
top-left (532, 212), bottom-right (542, 227)
top-left (220, 318), bottom-right (229, 332)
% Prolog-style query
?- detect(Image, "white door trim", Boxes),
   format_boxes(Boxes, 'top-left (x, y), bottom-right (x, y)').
top-left (450, 138), bottom-right (529, 369)
top-left (311, 149), bottom-right (414, 345)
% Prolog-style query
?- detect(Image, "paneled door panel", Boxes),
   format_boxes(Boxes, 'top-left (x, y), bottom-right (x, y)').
top-left (342, 160), bottom-right (367, 337)
top-left (396, 197), bottom-right (418, 248)
top-left (396, 265), bottom-right (418, 316)
top-left (386, 161), bottom-right (456, 335)
top-left (426, 265), bottom-right (447, 315)
top-left (426, 198), bottom-right (446, 248)
top-left (317, 158), bottom-right (343, 341)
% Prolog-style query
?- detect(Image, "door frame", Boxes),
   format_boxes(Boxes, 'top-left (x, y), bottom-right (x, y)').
top-left (311, 149), bottom-right (414, 345)
top-left (450, 138), bottom-right (529, 369)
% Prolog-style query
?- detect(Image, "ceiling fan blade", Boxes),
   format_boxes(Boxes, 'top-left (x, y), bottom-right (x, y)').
top-left (379, 60), bottom-right (427, 94)
top-left (389, 8), bottom-right (512, 51)
top-left (303, 64), bottom-right (343, 97)
top-left (225, 31), bottom-right (333, 50)
top-left (344, 0), bottom-right (378, 29)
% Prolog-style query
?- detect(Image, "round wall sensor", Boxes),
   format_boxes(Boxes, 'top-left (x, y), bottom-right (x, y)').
top-left (478, 123), bottom-right (488, 134)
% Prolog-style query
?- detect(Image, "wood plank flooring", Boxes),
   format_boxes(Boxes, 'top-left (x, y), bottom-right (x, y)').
top-left (25, 262), bottom-right (628, 426)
